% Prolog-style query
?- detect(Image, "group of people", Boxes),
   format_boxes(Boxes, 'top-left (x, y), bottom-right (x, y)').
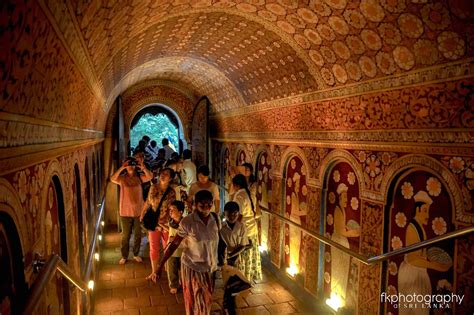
top-left (110, 146), bottom-right (263, 315)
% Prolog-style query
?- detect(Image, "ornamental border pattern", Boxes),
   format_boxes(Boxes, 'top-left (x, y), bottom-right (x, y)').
top-left (213, 133), bottom-right (474, 156)
top-left (212, 59), bottom-right (474, 117)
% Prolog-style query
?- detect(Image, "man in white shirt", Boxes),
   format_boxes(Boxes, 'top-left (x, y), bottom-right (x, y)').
top-left (182, 149), bottom-right (197, 190)
top-left (155, 190), bottom-right (220, 315)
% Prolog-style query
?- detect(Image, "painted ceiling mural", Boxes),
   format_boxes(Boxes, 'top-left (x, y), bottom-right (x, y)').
top-left (51, 0), bottom-right (474, 114)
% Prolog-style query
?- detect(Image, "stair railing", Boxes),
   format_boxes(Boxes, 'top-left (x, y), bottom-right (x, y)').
top-left (261, 208), bottom-right (474, 265)
top-left (22, 191), bottom-right (106, 315)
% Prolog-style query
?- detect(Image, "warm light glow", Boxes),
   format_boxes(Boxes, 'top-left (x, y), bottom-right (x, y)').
top-left (326, 292), bottom-right (343, 311)
top-left (101, 221), bottom-right (105, 227)
top-left (94, 253), bottom-right (100, 261)
top-left (258, 243), bottom-right (268, 253)
top-left (88, 280), bottom-right (95, 290)
top-left (98, 235), bottom-right (102, 241)
top-left (286, 262), bottom-right (298, 277)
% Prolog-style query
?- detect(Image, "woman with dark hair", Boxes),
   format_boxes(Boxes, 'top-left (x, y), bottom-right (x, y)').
top-left (140, 167), bottom-right (176, 282)
top-left (155, 190), bottom-right (221, 315)
top-left (188, 165), bottom-right (220, 214)
top-left (110, 157), bottom-right (153, 264)
top-left (230, 174), bottom-right (262, 282)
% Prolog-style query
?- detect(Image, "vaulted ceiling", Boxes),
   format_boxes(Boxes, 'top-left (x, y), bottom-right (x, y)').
top-left (1, 0), bottom-right (473, 135)
top-left (56, 0), bottom-right (474, 114)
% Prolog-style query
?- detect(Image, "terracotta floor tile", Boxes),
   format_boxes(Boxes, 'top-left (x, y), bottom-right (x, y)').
top-left (112, 287), bottom-right (137, 299)
top-left (112, 309), bottom-right (139, 315)
top-left (123, 295), bottom-right (151, 309)
top-left (139, 306), bottom-right (168, 315)
top-left (245, 293), bottom-right (273, 307)
top-left (236, 295), bottom-right (249, 308)
top-left (167, 304), bottom-right (187, 314)
top-left (125, 278), bottom-right (148, 287)
top-left (136, 284), bottom-right (164, 297)
top-left (242, 306), bottom-right (270, 315)
top-left (250, 282), bottom-right (275, 294)
top-left (94, 230), bottom-right (324, 315)
top-left (151, 294), bottom-right (179, 306)
top-left (95, 288), bottom-right (113, 300)
top-left (94, 297), bottom-right (124, 312)
top-left (111, 269), bottom-right (133, 280)
top-left (98, 279), bottom-right (126, 290)
top-left (268, 289), bottom-right (294, 304)
top-left (265, 302), bottom-right (297, 314)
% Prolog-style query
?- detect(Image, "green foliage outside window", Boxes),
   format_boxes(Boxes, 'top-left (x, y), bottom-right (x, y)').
top-left (130, 113), bottom-right (179, 150)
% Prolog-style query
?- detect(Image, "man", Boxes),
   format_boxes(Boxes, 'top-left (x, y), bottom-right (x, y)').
top-left (155, 190), bottom-right (220, 315)
top-left (110, 157), bottom-right (153, 264)
top-left (182, 149), bottom-right (197, 191)
top-left (162, 138), bottom-right (176, 160)
top-left (398, 190), bottom-right (452, 315)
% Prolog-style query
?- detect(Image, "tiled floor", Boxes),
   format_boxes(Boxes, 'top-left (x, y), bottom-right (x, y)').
top-left (93, 228), bottom-right (330, 315)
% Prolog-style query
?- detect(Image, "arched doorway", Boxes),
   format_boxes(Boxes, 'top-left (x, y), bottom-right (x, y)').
top-left (0, 212), bottom-right (26, 315)
top-left (129, 105), bottom-right (186, 155)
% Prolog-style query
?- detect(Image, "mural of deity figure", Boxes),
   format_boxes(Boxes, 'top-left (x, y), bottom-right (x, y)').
top-left (331, 183), bottom-right (360, 301)
top-left (398, 190), bottom-right (452, 315)
top-left (289, 172), bottom-right (307, 271)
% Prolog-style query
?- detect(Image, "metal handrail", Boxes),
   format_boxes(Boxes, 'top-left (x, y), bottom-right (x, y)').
top-left (84, 194), bottom-right (106, 280)
top-left (22, 254), bottom-right (88, 315)
top-left (23, 187), bottom-right (107, 315)
top-left (261, 208), bottom-right (474, 265)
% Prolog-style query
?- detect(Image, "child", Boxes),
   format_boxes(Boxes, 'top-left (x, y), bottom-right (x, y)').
top-left (220, 201), bottom-right (252, 315)
top-left (220, 201), bottom-right (252, 266)
top-left (166, 200), bottom-right (185, 294)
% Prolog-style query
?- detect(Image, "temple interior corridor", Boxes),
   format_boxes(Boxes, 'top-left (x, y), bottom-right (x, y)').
top-left (1, 0), bottom-right (474, 314)
top-left (93, 227), bottom-right (329, 315)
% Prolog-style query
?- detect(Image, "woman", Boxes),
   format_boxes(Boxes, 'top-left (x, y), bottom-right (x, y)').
top-left (155, 190), bottom-right (220, 315)
top-left (110, 157), bottom-right (153, 264)
top-left (140, 167), bottom-right (176, 281)
top-left (188, 165), bottom-right (220, 214)
top-left (330, 183), bottom-right (360, 301)
top-left (230, 174), bottom-right (262, 282)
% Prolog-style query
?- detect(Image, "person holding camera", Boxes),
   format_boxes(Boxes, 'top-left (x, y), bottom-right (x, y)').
top-left (110, 157), bottom-right (153, 264)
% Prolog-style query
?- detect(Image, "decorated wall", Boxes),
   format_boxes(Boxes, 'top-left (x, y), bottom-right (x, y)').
top-left (212, 140), bottom-right (473, 314)
top-left (0, 144), bottom-right (103, 314)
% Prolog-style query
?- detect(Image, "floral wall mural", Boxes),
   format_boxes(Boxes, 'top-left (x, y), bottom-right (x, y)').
top-left (284, 156), bottom-right (308, 280)
top-left (0, 144), bottom-right (102, 314)
top-left (384, 170), bottom-right (455, 315)
top-left (211, 140), bottom-right (473, 312)
top-left (324, 162), bottom-right (361, 310)
top-left (256, 151), bottom-right (272, 252)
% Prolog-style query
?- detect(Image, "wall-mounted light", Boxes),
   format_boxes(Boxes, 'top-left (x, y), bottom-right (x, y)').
top-left (98, 235), bottom-right (102, 241)
top-left (101, 221), bottom-right (105, 227)
top-left (94, 253), bottom-right (100, 261)
top-left (88, 280), bottom-right (95, 290)
top-left (325, 292), bottom-right (343, 312)
top-left (285, 262), bottom-right (298, 277)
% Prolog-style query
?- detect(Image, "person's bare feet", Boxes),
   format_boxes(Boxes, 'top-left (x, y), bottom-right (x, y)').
top-left (118, 258), bottom-right (127, 265)
top-left (133, 256), bottom-right (143, 263)
top-left (170, 288), bottom-right (177, 294)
